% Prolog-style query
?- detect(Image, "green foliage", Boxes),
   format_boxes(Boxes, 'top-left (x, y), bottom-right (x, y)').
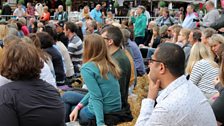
top-left (18, 0), bottom-right (25, 4)
top-left (65, 0), bottom-right (72, 6)
top-left (114, 0), bottom-right (119, 8)
top-left (159, 1), bottom-right (166, 8)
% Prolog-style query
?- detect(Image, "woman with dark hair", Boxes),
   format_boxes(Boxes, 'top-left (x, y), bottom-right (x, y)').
top-left (0, 42), bottom-right (65, 126)
top-left (36, 32), bottom-right (66, 87)
top-left (16, 21), bottom-right (24, 37)
top-left (44, 25), bottom-right (75, 85)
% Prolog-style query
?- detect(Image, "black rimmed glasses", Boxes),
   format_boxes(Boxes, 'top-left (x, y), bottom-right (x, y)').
top-left (102, 37), bottom-right (110, 40)
top-left (148, 58), bottom-right (164, 64)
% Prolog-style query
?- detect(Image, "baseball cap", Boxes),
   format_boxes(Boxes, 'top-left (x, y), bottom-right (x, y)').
top-left (57, 21), bottom-right (64, 28)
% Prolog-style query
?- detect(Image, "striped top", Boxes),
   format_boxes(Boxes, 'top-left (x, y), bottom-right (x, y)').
top-left (68, 35), bottom-right (83, 74)
top-left (190, 59), bottom-right (219, 94)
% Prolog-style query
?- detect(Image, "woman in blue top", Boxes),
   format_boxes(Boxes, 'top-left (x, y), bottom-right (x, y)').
top-left (63, 34), bottom-right (121, 125)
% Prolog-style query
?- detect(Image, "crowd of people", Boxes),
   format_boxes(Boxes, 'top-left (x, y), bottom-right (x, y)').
top-left (0, 0), bottom-right (224, 126)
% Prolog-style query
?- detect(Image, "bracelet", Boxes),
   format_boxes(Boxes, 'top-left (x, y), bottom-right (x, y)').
top-left (75, 103), bottom-right (83, 110)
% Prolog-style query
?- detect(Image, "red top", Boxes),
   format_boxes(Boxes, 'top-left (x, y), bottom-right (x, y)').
top-left (40, 12), bottom-right (50, 21)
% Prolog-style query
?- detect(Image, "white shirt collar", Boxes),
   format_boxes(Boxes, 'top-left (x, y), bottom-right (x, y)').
top-left (156, 75), bottom-right (188, 103)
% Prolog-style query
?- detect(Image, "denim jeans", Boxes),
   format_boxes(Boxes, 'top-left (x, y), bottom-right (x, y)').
top-left (62, 91), bottom-right (84, 122)
top-left (79, 106), bottom-right (95, 124)
top-left (146, 48), bottom-right (156, 59)
top-left (135, 36), bottom-right (145, 46)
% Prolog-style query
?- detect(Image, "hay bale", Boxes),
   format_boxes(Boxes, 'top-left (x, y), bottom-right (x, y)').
top-left (118, 74), bottom-right (149, 126)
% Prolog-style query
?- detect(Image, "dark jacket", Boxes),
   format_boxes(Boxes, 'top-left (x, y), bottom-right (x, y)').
top-left (45, 46), bottom-right (65, 83)
top-left (57, 32), bottom-right (68, 47)
top-left (210, 14), bottom-right (224, 30)
top-left (2, 4), bottom-right (12, 15)
top-left (0, 80), bottom-right (65, 126)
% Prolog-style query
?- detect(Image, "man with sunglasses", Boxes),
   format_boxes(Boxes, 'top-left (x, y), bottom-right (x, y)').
top-left (136, 43), bottom-right (216, 125)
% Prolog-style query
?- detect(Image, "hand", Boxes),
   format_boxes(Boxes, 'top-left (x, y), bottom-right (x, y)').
top-left (219, 27), bottom-right (224, 32)
top-left (69, 107), bottom-right (79, 122)
top-left (139, 44), bottom-right (145, 48)
top-left (147, 73), bottom-right (161, 100)
top-left (148, 42), bottom-right (153, 47)
top-left (213, 77), bottom-right (220, 86)
top-left (130, 10), bottom-right (135, 16)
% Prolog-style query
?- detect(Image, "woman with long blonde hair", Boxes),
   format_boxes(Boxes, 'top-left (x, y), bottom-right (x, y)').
top-left (186, 42), bottom-right (219, 98)
top-left (62, 34), bottom-right (122, 125)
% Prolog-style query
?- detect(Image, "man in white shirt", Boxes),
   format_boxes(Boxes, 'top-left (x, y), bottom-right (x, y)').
top-left (182, 4), bottom-right (197, 29)
top-left (201, 1), bottom-right (219, 27)
top-left (135, 43), bottom-right (216, 126)
top-left (13, 3), bottom-right (25, 18)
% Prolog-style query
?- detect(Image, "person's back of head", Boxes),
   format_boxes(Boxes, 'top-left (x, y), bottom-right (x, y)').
top-left (192, 30), bottom-right (201, 42)
top-left (0, 42), bottom-right (44, 81)
top-left (36, 32), bottom-right (54, 49)
top-left (83, 34), bottom-right (120, 79)
top-left (91, 20), bottom-right (97, 30)
top-left (186, 42), bottom-right (215, 74)
top-left (21, 36), bottom-right (33, 44)
top-left (202, 28), bottom-right (216, 44)
top-left (121, 28), bottom-right (131, 45)
top-left (206, 0), bottom-right (214, 10)
top-left (156, 43), bottom-right (185, 77)
top-left (101, 25), bottom-right (123, 47)
top-left (0, 24), bottom-right (9, 40)
top-left (44, 25), bottom-right (57, 42)
top-left (202, 28), bottom-right (216, 38)
top-left (3, 35), bottom-right (21, 48)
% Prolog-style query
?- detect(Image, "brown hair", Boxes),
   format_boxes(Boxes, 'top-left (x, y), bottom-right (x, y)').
top-left (202, 28), bottom-right (216, 39)
top-left (28, 33), bottom-right (50, 62)
top-left (0, 42), bottom-right (44, 80)
top-left (220, 51), bottom-right (224, 85)
top-left (180, 28), bottom-right (191, 40)
top-left (3, 35), bottom-right (21, 47)
top-left (83, 34), bottom-right (120, 79)
top-left (0, 24), bottom-right (9, 40)
top-left (172, 25), bottom-right (182, 43)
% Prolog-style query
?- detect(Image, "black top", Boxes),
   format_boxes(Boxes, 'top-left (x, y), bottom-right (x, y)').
top-left (212, 89), bottom-right (224, 125)
top-left (152, 36), bottom-right (161, 48)
top-left (45, 46), bottom-right (66, 83)
top-left (2, 4), bottom-right (12, 15)
top-left (0, 79), bottom-right (65, 126)
top-left (57, 32), bottom-right (68, 47)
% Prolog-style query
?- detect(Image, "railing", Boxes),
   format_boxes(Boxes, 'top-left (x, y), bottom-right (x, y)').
top-left (0, 14), bottom-right (172, 24)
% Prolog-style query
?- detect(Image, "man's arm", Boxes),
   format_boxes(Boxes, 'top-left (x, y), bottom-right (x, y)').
top-left (136, 75), bottom-right (165, 125)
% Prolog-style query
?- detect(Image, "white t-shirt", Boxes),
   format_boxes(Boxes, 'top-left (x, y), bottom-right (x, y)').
top-left (13, 8), bottom-right (25, 17)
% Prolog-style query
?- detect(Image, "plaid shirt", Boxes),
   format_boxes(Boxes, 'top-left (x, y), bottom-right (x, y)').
top-left (26, 6), bottom-right (35, 16)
